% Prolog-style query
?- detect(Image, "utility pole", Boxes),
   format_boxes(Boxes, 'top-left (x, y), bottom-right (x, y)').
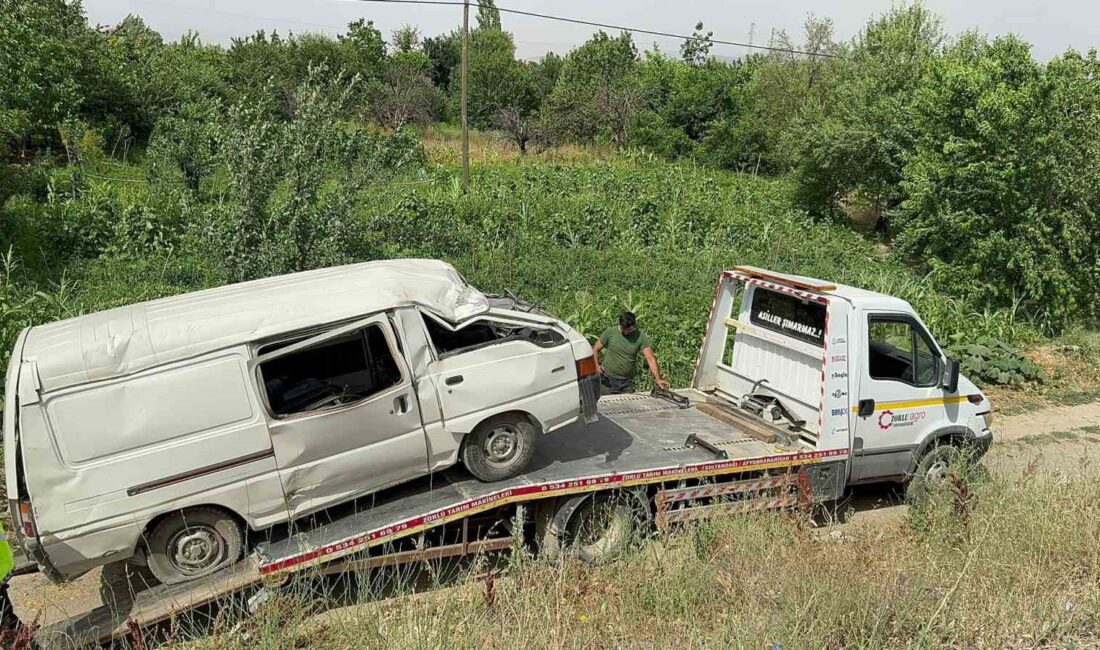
top-left (460, 0), bottom-right (470, 192)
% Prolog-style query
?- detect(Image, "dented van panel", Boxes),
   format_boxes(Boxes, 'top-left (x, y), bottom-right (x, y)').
top-left (8, 260), bottom-right (597, 583)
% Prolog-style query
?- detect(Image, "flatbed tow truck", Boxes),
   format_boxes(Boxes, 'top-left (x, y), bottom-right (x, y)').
top-left (27, 266), bottom-right (992, 647)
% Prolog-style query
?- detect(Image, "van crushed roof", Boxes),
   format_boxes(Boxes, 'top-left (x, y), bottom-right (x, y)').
top-left (21, 259), bottom-right (488, 393)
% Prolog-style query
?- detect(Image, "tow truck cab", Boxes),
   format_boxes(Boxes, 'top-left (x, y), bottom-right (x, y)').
top-left (692, 266), bottom-right (993, 485)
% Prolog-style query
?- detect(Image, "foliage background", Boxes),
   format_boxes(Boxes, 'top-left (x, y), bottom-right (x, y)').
top-left (2, 0), bottom-right (1096, 398)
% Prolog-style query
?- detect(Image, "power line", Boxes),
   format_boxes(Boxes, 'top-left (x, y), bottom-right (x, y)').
top-left (339, 0), bottom-right (841, 59)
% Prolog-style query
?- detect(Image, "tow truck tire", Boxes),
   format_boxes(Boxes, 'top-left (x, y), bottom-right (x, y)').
top-left (462, 414), bottom-right (537, 482)
top-left (906, 444), bottom-right (962, 504)
top-left (566, 493), bottom-right (636, 564)
top-left (539, 492), bottom-right (639, 565)
top-left (145, 508), bottom-right (243, 585)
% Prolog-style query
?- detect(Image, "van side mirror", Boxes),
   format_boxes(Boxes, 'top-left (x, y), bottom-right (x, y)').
top-left (942, 357), bottom-right (960, 393)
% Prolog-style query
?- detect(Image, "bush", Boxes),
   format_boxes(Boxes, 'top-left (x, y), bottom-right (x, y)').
top-left (947, 337), bottom-right (1046, 386)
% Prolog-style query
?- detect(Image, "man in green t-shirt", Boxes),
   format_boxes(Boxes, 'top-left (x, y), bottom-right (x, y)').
top-left (593, 311), bottom-right (669, 394)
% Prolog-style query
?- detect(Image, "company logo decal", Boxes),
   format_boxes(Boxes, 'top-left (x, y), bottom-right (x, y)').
top-left (830, 371), bottom-right (848, 379)
top-left (878, 410), bottom-right (927, 430)
top-left (832, 389), bottom-right (847, 398)
top-left (829, 354), bottom-right (847, 363)
top-left (830, 407), bottom-right (847, 417)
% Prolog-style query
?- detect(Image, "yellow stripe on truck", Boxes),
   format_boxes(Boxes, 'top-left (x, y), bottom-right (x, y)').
top-left (850, 395), bottom-right (973, 413)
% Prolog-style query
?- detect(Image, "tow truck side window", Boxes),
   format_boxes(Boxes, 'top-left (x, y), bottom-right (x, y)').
top-left (868, 317), bottom-right (939, 387)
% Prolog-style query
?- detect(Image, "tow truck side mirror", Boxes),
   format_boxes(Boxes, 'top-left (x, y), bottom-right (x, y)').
top-left (942, 357), bottom-right (960, 393)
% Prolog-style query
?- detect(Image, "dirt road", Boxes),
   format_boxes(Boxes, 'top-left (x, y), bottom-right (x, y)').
top-left (12, 400), bottom-right (1100, 633)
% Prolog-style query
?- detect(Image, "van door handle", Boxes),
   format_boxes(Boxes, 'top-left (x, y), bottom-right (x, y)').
top-left (445, 375), bottom-right (464, 386)
top-left (392, 394), bottom-right (410, 415)
top-left (551, 365), bottom-right (565, 373)
top-left (857, 399), bottom-right (875, 417)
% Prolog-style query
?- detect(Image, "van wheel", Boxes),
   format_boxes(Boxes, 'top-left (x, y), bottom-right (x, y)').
top-left (145, 508), bottom-right (243, 585)
top-left (906, 445), bottom-right (961, 504)
top-left (462, 414), bottom-right (536, 482)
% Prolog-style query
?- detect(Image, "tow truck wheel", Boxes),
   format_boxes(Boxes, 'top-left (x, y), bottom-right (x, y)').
top-left (145, 508), bottom-right (243, 585)
top-left (906, 444), bottom-right (962, 504)
top-left (539, 492), bottom-right (639, 565)
top-left (462, 414), bottom-right (536, 482)
top-left (566, 494), bottom-right (636, 564)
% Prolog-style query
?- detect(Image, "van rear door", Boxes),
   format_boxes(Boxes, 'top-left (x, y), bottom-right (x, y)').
top-left (254, 314), bottom-right (428, 518)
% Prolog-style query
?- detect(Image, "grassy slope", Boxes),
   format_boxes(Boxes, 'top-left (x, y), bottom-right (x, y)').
top-left (352, 148), bottom-right (1028, 385)
top-left (178, 473), bottom-right (1100, 649)
top-left (4, 137), bottom-right (1036, 392)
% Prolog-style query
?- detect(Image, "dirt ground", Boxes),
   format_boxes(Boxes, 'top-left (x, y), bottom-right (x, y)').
top-left (12, 399), bottom-right (1100, 636)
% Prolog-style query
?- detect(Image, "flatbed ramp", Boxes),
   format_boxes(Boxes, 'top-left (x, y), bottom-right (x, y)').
top-left (38, 393), bottom-right (845, 646)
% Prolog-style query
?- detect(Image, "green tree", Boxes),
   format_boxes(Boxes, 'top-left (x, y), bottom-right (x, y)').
top-left (224, 30), bottom-right (293, 118)
top-left (146, 99), bottom-right (220, 192)
top-left (680, 21), bottom-right (713, 66)
top-left (371, 51), bottom-right (439, 129)
top-left (545, 31), bottom-right (644, 146)
top-left (339, 19), bottom-right (387, 83)
top-left (896, 35), bottom-right (1100, 323)
top-left (423, 32), bottom-right (460, 92)
top-left (790, 5), bottom-right (943, 224)
top-left (632, 50), bottom-right (747, 157)
top-left (0, 0), bottom-right (96, 153)
top-left (462, 26), bottom-right (532, 128)
top-left (390, 25), bottom-right (421, 53)
top-left (477, 0), bottom-right (502, 31)
top-left (714, 16), bottom-right (842, 172)
top-left (212, 69), bottom-right (426, 280)
top-left (96, 14), bottom-right (168, 143)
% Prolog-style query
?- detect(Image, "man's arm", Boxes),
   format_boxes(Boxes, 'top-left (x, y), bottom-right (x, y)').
top-left (592, 339), bottom-right (605, 374)
top-left (642, 347), bottom-right (669, 389)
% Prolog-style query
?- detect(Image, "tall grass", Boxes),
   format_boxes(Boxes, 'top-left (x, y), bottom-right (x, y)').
top-left (0, 153), bottom-right (1038, 395)
top-left (171, 473), bottom-right (1100, 649)
top-left (357, 158), bottom-right (1035, 385)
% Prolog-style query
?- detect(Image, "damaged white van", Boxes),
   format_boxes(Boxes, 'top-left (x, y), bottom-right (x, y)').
top-left (4, 260), bottom-right (600, 585)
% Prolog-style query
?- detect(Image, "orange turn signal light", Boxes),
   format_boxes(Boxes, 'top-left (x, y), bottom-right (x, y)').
top-left (576, 355), bottom-right (599, 378)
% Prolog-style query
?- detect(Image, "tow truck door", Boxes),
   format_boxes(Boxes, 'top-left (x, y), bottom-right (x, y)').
top-left (851, 310), bottom-right (946, 482)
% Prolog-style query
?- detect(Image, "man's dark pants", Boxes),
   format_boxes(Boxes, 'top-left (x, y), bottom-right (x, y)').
top-left (600, 373), bottom-right (635, 395)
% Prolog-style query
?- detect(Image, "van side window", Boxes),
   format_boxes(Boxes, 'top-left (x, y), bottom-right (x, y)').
top-left (260, 324), bottom-right (401, 417)
top-left (421, 313), bottom-right (565, 357)
top-left (868, 317), bottom-right (939, 387)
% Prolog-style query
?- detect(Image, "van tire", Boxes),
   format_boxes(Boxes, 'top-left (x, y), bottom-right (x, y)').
top-left (145, 508), bottom-right (243, 585)
top-left (462, 413), bottom-right (537, 482)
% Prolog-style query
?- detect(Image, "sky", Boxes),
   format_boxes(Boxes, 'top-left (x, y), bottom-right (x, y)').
top-left (83, 0), bottom-right (1100, 61)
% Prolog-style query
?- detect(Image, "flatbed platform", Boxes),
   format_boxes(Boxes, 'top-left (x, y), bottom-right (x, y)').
top-left (38, 392), bottom-right (846, 647)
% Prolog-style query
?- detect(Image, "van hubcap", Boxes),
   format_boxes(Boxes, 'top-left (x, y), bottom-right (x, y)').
top-left (170, 526), bottom-right (225, 574)
top-left (484, 425), bottom-right (519, 465)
